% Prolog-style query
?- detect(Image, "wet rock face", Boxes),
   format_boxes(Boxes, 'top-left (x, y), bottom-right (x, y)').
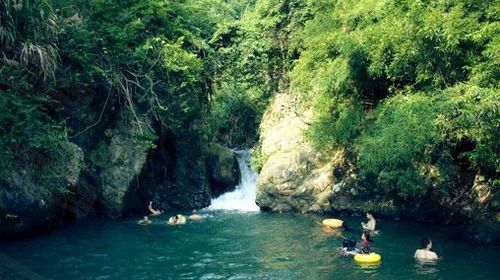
top-left (0, 143), bottom-right (84, 239)
top-left (459, 218), bottom-right (500, 245)
top-left (206, 143), bottom-right (239, 198)
top-left (1, 87), bottom-right (216, 238)
top-left (97, 119), bottom-right (150, 219)
top-left (0, 178), bottom-right (59, 239)
top-left (124, 134), bottom-right (212, 215)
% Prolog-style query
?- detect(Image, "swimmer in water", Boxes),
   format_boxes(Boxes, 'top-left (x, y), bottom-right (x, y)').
top-left (148, 201), bottom-right (163, 216)
top-left (414, 237), bottom-right (438, 260)
top-left (138, 216), bottom-right (151, 225)
top-left (188, 209), bottom-right (205, 220)
top-left (340, 237), bottom-right (359, 256)
top-left (361, 211), bottom-right (376, 231)
top-left (167, 214), bottom-right (186, 225)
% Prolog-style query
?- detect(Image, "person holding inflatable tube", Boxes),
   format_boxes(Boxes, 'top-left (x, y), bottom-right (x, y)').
top-left (353, 231), bottom-right (381, 263)
top-left (361, 211), bottom-right (376, 231)
top-left (167, 214), bottom-right (186, 225)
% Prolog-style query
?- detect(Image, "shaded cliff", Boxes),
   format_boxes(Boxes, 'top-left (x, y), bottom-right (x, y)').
top-left (0, 0), bottom-right (241, 239)
top-left (0, 88), bottom-right (239, 240)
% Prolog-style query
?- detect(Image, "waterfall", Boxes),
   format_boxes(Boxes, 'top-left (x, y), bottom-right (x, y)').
top-left (207, 150), bottom-right (260, 211)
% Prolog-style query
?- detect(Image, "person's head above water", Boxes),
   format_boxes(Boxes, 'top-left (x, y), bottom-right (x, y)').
top-left (414, 237), bottom-right (438, 260)
top-left (342, 238), bottom-right (350, 248)
top-left (342, 237), bottom-right (357, 251)
top-left (139, 216), bottom-right (150, 225)
top-left (421, 237), bottom-right (432, 249)
top-left (349, 237), bottom-right (357, 247)
top-left (366, 211), bottom-right (374, 219)
top-left (361, 246), bottom-right (371, 254)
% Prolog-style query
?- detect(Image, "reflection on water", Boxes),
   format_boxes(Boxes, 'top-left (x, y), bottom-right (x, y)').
top-left (358, 262), bottom-right (382, 271)
top-left (414, 260), bottom-right (439, 276)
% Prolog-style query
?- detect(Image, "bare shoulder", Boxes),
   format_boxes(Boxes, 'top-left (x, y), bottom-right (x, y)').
top-left (430, 251), bottom-right (439, 260)
top-left (414, 249), bottom-right (422, 258)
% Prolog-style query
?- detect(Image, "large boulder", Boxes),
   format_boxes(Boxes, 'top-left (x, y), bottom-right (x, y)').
top-left (95, 118), bottom-right (150, 219)
top-left (256, 92), bottom-right (338, 212)
top-left (206, 143), bottom-right (239, 197)
top-left (256, 92), bottom-right (446, 215)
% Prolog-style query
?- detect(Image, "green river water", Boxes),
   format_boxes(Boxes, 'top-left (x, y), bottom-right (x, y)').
top-left (0, 211), bottom-right (498, 280)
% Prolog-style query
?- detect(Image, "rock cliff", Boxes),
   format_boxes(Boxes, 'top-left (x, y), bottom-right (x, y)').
top-left (255, 92), bottom-right (499, 244)
top-left (0, 89), bottom-right (239, 239)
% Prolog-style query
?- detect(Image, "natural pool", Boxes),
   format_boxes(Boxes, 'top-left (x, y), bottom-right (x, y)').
top-left (0, 211), bottom-right (498, 280)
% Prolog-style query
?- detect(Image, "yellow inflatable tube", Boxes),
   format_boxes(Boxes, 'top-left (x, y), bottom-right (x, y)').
top-left (354, 253), bottom-right (381, 263)
top-left (322, 219), bottom-right (343, 228)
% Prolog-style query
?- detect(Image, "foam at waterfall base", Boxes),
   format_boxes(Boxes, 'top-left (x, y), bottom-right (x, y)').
top-left (206, 150), bottom-right (260, 212)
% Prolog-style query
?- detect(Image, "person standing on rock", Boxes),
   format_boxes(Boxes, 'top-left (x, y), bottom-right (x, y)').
top-left (361, 211), bottom-right (376, 231)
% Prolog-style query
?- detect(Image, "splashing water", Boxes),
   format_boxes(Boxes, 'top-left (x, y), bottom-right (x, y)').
top-left (207, 150), bottom-right (260, 211)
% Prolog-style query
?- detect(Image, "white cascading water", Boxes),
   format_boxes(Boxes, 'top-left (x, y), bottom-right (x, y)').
top-left (207, 150), bottom-right (260, 211)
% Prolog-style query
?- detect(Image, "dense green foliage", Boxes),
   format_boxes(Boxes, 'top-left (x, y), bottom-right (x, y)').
top-left (290, 0), bottom-right (499, 199)
top-left (54, 0), bottom-right (219, 134)
top-left (207, 0), bottom-right (311, 146)
top-left (0, 0), bottom-right (74, 193)
top-left (0, 0), bottom-right (229, 195)
top-left (1, 0), bottom-right (498, 204)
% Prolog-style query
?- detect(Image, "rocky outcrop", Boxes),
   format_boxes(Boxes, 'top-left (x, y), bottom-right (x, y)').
top-left (456, 175), bottom-right (500, 244)
top-left (256, 91), bottom-right (500, 244)
top-left (255, 94), bottom-right (365, 213)
top-left (95, 118), bottom-right (150, 219)
top-left (0, 143), bottom-right (84, 239)
top-left (256, 92), bottom-right (338, 213)
top-left (0, 87), bottom-right (213, 239)
top-left (122, 130), bottom-right (213, 215)
top-left (206, 143), bottom-right (239, 197)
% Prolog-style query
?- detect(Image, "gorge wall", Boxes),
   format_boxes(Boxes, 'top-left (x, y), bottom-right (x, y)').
top-left (0, 90), bottom-right (239, 240)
